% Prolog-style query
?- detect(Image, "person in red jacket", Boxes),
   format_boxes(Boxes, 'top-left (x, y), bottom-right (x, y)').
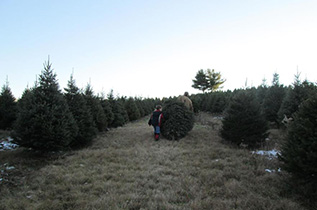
top-left (148, 105), bottom-right (163, 140)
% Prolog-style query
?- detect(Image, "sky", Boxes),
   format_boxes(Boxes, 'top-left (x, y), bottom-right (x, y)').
top-left (1, 0), bottom-right (317, 99)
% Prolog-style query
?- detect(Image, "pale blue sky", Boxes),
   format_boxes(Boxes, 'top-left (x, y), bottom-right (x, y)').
top-left (1, 0), bottom-right (317, 99)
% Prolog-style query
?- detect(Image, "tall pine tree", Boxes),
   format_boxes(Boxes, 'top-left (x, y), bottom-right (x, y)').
top-left (83, 84), bottom-right (107, 132)
top-left (278, 72), bottom-right (316, 122)
top-left (64, 74), bottom-right (97, 147)
top-left (192, 69), bottom-right (209, 93)
top-left (99, 95), bottom-right (114, 128)
top-left (256, 78), bottom-right (268, 107)
top-left (0, 80), bottom-right (17, 130)
top-left (192, 69), bottom-right (225, 93)
top-left (14, 60), bottom-right (78, 151)
top-left (279, 93), bottom-right (317, 199)
top-left (108, 90), bottom-right (128, 128)
top-left (262, 73), bottom-right (286, 125)
top-left (206, 69), bottom-right (226, 92)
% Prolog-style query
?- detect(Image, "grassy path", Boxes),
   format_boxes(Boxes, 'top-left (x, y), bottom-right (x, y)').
top-left (0, 115), bottom-right (306, 209)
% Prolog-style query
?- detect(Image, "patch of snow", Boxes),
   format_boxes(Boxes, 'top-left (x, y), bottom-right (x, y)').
top-left (265, 168), bottom-right (281, 173)
top-left (252, 149), bottom-right (280, 159)
top-left (212, 116), bottom-right (224, 120)
top-left (6, 166), bottom-right (15, 170)
top-left (0, 137), bottom-right (19, 151)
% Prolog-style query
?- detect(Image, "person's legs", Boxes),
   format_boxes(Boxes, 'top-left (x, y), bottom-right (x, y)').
top-left (155, 126), bottom-right (160, 140)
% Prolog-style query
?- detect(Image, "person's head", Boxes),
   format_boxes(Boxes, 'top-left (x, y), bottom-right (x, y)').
top-left (184, 92), bottom-right (189, 97)
top-left (155, 105), bottom-right (162, 110)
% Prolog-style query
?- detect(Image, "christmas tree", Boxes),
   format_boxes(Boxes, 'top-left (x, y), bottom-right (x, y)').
top-left (108, 90), bottom-right (128, 127)
top-left (279, 94), bottom-right (317, 196)
top-left (278, 73), bottom-right (316, 123)
top-left (221, 90), bottom-right (268, 148)
top-left (0, 81), bottom-right (17, 130)
top-left (135, 98), bottom-right (146, 117)
top-left (161, 100), bottom-right (194, 140)
top-left (64, 74), bottom-right (97, 147)
top-left (99, 97), bottom-right (114, 128)
top-left (83, 84), bottom-right (107, 132)
top-left (125, 97), bottom-right (141, 121)
top-left (14, 60), bottom-right (78, 151)
top-left (262, 73), bottom-right (286, 125)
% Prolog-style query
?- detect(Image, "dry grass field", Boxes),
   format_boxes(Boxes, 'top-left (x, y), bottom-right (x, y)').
top-left (0, 113), bottom-right (310, 210)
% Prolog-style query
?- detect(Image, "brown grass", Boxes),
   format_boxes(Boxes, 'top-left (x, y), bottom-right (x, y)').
top-left (0, 113), bottom-right (309, 210)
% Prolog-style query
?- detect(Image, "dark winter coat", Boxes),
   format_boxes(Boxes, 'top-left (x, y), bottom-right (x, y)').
top-left (148, 109), bottom-right (163, 127)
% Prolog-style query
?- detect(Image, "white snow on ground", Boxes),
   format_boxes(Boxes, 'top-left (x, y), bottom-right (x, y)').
top-left (252, 149), bottom-right (282, 173)
top-left (6, 166), bottom-right (15, 170)
top-left (212, 116), bottom-right (224, 120)
top-left (265, 168), bottom-right (281, 173)
top-left (0, 137), bottom-right (19, 151)
top-left (252, 149), bottom-right (280, 160)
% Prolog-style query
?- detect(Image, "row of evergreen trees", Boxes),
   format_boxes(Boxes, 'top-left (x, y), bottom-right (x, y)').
top-left (190, 72), bottom-right (317, 200)
top-left (190, 72), bottom-right (316, 150)
top-left (0, 60), bottom-right (158, 150)
top-left (191, 72), bottom-right (316, 127)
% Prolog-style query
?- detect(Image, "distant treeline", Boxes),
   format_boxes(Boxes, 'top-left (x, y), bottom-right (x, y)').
top-left (0, 60), bottom-right (160, 150)
top-left (190, 72), bottom-right (317, 126)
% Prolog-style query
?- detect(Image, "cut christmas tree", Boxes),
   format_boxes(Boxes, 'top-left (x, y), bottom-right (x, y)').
top-left (161, 100), bottom-right (194, 140)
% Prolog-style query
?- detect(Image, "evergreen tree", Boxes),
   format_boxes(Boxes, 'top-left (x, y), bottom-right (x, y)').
top-left (221, 90), bottom-right (268, 148)
top-left (195, 91), bottom-right (231, 113)
top-left (13, 88), bottom-right (35, 143)
top-left (143, 98), bottom-right (157, 115)
top-left (13, 60), bottom-right (78, 151)
top-left (135, 98), bottom-right (146, 117)
top-left (256, 78), bottom-right (268, 107)
top-left (125, 97), bottom-right (141, 121)
top-left (192, 69), bottom-right (226, 93)
top-left (262, 73), bottom-right (286, 125)
top-left (99, 96), bottom-right (114, 127)
top-left (64, 74), bottom-right (97, 147)
top-left (206, 69), bottom-right (226, 92)
top-left (209, 91), bottom-right (230, 113)
top-left (192, 69), bottom-right (209, 93)
top-left (278, 73), bottom-right (316, 122)
top-left (108, 90), bottom-right (128, 127)
top-left (0, 81), bottom-right (17, 130)
top-left (83, 84), bottom-right (107, 132)
top-left (189, 94), bottom-right (203, 113)
top-left (279, 93), bottom-right (317, 198)
top-left (119, 96), bottom-right (130, 123)
top-left (161, 100), bottom-right (194, 140)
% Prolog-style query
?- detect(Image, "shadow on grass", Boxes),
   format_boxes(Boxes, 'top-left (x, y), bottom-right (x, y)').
top-left (0, 148), bottom-right (73, 190)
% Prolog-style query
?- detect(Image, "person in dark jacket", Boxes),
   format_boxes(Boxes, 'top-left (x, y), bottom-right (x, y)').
top-left (148, 105), bottom-right (163, 140)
